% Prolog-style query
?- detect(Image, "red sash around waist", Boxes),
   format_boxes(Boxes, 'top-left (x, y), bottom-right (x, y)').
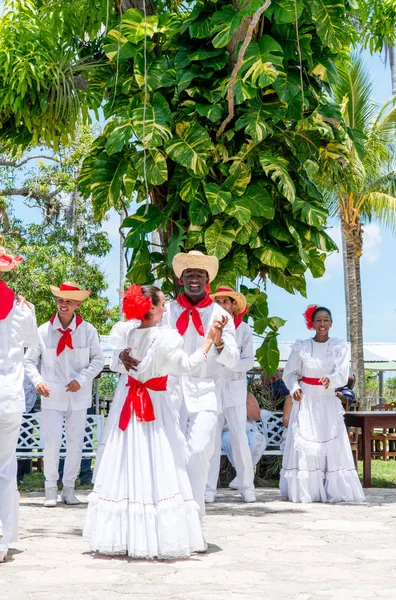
top-left (119, 375), bottom-right (168, 431)
top-left (300, 376), bottom-right (323, 386)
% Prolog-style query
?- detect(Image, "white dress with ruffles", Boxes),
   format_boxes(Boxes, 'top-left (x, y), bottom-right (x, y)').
top-left (83, 322), bottom-right (207, 558)
top-left (280, 337), bottom-right (365, 504)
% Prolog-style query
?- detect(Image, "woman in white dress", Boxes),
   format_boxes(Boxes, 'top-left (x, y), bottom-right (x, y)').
top-left (84, 284), bottom-right (220, 559)
top-left (280, 305), bottom-right (365, 504)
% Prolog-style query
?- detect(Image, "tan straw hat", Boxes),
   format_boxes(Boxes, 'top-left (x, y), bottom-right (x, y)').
top-left (0, 246), bottom-right (23, 272)
top-left (210, 286), bottom-right (247, 315)
top-left (50, 281), bottom-right (91, 301)
top-left (172, 251), bottom-right (219, 282)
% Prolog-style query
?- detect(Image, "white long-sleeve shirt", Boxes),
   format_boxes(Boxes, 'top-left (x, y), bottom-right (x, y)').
top-left (24, 313), bottom-right (105, 411)
top-left (0, 301), bottom-right (39, 416)
top-left (162, 301), bottom-right (239, 413)
top-left (221, 321), bottom-right (254, 408)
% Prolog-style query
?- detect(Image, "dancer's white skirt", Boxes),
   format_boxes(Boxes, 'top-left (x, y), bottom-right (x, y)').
top-left (280, 390), bottom-right (365, 504)
top-left (83, 384), bottom-right (205, 559)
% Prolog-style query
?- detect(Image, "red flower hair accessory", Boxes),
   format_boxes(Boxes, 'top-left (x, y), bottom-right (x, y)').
top-left (303, 304), bottom-right (319, 330)
top-left (122, 285), bottom-right (153, 321)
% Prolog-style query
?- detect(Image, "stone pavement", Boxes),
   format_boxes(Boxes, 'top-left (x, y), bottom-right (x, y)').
top-left (2, 488), bottom-right (396, 600)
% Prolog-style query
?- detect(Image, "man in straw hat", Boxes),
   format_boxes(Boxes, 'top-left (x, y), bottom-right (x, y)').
top-left (162, 251), bottom-right (239, 518)
top-left (205, 286), bottom-right (256, 503)
top-left (0, 246), bottom-right (39, 563)
top-left (119, 251), bottom-right (239, 521)
top-left (25, 282), bottom-right (104, 507)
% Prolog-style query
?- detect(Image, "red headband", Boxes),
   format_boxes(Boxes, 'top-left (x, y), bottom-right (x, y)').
top-left (303, 304), bottom-right (319, 330)
top-left (122, 285), bottom-right (153, 321)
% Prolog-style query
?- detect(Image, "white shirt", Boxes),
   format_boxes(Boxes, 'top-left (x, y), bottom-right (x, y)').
top-left (162, 301), bottom-right (239, 413)
top-left (24, 313), bottom-right (105, 411)
top-left (221, 321), bottom-right (254, 408)
top-left (0, 301), bottom-right (39, 416)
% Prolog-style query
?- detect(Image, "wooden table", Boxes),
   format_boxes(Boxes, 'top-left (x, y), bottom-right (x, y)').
top-left (344, 411), bottom-right (396, 487)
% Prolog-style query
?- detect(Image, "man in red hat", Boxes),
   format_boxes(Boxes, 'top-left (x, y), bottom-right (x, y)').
top-left (205, 286), bottom-right (256, 503)
top-left (0, 247), bottom-right (39, 563)
top-left (25, 282), bottom-right (104, 507)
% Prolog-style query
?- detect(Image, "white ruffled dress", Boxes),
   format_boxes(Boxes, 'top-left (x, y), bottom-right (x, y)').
top-left (83, 322), bottom-right (207, 559)
top-left (280, 338), bottom-right (365, 504)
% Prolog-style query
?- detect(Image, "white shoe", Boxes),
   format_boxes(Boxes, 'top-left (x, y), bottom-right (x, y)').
top-left (0, 551), bottom-right (8, 563)
top-left (229, 477), bottom-right (239, 490)
top-left (204, 493), bottom-right (215, 504)
top-left (61, 487), bottom-right (80, 505)
top-left (43, 487), bottom-right (58, 507)
top-left (242, 492), bottom-right (256, 503)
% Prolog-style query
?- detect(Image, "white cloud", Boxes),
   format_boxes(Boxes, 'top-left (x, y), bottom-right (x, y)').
top-left (321, 226), bottom-right (342, 281)
top-left (362, 223), bottom-right (382, 264)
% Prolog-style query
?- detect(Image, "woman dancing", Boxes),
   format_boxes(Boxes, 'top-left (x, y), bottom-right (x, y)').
top-left (84, 284), bottom-right (221, 558)
top-left (280, 305), bottom-right (365, 504)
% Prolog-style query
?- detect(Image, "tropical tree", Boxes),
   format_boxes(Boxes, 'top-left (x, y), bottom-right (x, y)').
top-left (322, 56), bottom-right (396, 404)
top-left (0, 0), bottom-right (363, 373)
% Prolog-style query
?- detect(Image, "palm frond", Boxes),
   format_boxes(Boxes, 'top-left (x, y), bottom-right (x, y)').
top-left (361, 191), bottom-right (396, 233)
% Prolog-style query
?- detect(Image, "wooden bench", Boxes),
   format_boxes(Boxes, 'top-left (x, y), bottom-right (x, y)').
top-left (16, 413), bottom-right (105, 461)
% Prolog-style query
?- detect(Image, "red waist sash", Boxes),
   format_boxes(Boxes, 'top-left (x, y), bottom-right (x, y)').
top-left (119, 375), bottom-right (168, 431)
top-left (300, 376), bottom-right (323, 386)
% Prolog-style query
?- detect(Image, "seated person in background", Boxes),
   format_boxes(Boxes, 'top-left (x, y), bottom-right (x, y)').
top-left (222, 392), bottom-right (267, 490)
top-left (17, 374), bottom-right (38, 485)
top-left (336, 374), bottom-right (356, 410)
top-left (269, 370), bottom-right (291, 410)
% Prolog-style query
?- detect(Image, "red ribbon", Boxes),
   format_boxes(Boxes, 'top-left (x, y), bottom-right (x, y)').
top-left (0, 280), bottom-right (15, 320)
top-left (119, 375), bottom-right (168, 430)
top-left (176, 293), bottom-right (213, 336)
top-left (300, 376), bottom-right (323, 386)
top-left (50, 313), bottom-right (83, 355)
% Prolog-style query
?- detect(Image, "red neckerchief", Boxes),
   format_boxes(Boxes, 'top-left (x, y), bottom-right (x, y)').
top-left (50, 313), bottom-right (83, 356)
top-left (0, 280), bottom-right (15, 320)
top-left (234, 315), bottom-right (242, 329)
top-left (176, 293), bottom-right (213, 337)
top-left (119, 375), bottom-right (168, 430)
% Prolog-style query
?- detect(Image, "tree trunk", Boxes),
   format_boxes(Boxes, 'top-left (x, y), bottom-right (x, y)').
top-left (341, 227), bottom-right (350, 341)
top-left (343, 221), bottom-right (366, 407)
top-left (390, 45), bottom-right (396, 96)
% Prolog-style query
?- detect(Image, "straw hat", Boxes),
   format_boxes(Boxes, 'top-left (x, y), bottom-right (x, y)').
top-left (50, 282), bottom-right (91, 301)
top-left (210, 286), bottom-right (247, 315)
top-left (172, 251), bottom-right (218, 283)
top-left (0, 246), bottom-right (23, 272)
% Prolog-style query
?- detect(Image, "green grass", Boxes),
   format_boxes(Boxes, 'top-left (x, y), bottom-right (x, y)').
top-left (18, 460), bottom-right (396, 492)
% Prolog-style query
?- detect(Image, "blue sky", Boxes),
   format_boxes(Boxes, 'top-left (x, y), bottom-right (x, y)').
top-left (10, 51), bottom-right (395, 342)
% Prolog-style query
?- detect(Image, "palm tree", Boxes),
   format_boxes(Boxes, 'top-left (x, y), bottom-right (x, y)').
top-left (324, 56), bottom-right (396, 406)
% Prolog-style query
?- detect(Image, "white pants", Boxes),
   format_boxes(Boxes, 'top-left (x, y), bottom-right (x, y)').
top-left (41, 407), bottom-right (87, 489)
top-left (179, 407), bottom-right (217, 519)
top-left (206, 405), bottom-right (255, 497)
top-left (0, 411), bottom-right (23, 552)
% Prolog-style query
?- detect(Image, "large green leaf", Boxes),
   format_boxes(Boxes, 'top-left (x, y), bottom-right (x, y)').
top-left (241, 35), bottom-right (284, 87)
top-left (180, 174), bottom-right (201, 202)
top-left (204, 220), bottom-right (235, 259)
top-left (210, 6), bottom-right (243, 48)
top-left (224, 163), bottom-right (251, 196)
top-left (241, 184), bottom-right (275, 219)
top-left (224, 198), bottom-right (251, 225)
top-left (134, 55), bottom-right (168, 91)
top-left (104, 114), bottom-right (133, 155)
top-left (211, 249), bottom-right (249, 289)
top-left (90, 152), bottom-right (129, 220)
top-left (131, 93), bottom-right (172, 148)
top-left (272, 0), bottom-right (304, 24)
top-left (133, 149), bottom-right (168, 186)
top-left (235, 99), bottom-right (277, 144)
top-left (256, 331), bottom-right (280, 375)
top-left (122, 204), bottom-right (162, 234)
top-left (259, 152), bottom-right (296, 203)
top-left (128, 244), bottom-right (154, 285)
top-left (104, 30), bottom-right (137, 62)
top-left (196, 103), bottom-right (223, 122)
top-left (273, 70), bottom-right (301, 102)
top-left (165, 121), bottom-right (214, 177)
top-left (121, 9), bottom-right (158, 44)
top-left (189, 196), bottom-right (211, 225)
top-left (254, 242), bottom-right (289, 269)
top-left (203, 182), bottom-right (232, 215)
top-left (299, 202), bottom-right (328, 228)
top-left (307, 0), bottom-right (346, 51)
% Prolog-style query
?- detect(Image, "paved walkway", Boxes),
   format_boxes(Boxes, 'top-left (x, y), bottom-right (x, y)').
top-left (2, 488), bottom-right (396, 600)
